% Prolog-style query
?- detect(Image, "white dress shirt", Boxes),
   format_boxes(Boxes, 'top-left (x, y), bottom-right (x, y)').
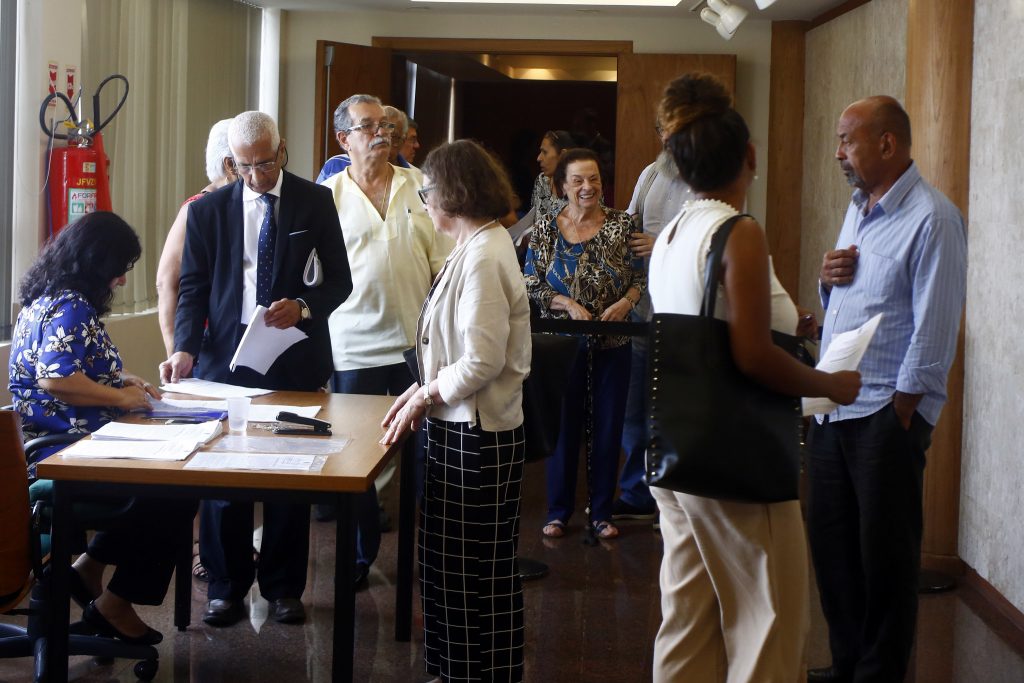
top-left (240, 173), bottom-right (283, 324)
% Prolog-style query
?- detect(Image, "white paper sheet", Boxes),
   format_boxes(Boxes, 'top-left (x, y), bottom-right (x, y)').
top-left (158, 378), bottom-right (275, 399)
top-left (90, 420), bottom-right (222, 446)
top-left (207, 434), bottom-right (350, 455)
top-left (60, 438), bottom-right (198, 461)
top-left (802, 313), bottom-right (884, 416)
top-left (158, 398), bottom-right (321, 423)
top-left (184, 452), bottom-right (316, 471)
top-left (229, 305), bottom-right (308, 374)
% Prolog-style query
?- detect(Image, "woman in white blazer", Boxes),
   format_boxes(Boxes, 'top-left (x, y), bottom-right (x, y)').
top-left (381, 139), bottom-right (531, 683)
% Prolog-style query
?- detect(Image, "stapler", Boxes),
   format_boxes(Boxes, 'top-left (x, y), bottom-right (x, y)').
top-left (274, 411), bottom-right (332, 436)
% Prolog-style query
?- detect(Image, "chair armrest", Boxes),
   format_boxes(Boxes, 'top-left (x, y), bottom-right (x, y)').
top-left (24, 432), bottom-right (86, 465)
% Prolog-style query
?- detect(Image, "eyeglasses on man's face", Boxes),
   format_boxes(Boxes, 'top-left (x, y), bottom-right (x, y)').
top-left (232, 148), bottom-right (281, 176)
top-left (345, 120), bottom-right (398, 135)
top-left (417, 186), bottom-right (435, 205)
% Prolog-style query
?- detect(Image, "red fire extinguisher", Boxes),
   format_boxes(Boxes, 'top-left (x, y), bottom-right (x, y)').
top-left (39, 74), bottom-right (129, 236)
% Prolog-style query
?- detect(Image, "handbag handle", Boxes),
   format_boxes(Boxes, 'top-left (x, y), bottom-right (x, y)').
top-left (699, 213), bottom-right (752, 319)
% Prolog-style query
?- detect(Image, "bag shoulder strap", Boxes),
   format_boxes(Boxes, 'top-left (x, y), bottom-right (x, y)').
top-left (700, 213), bottom-right (752, 318)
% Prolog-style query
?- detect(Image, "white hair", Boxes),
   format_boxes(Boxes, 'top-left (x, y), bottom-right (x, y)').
top-left (204, 118), bottom-right (234, 182)
top-left (383, 105), bottom-right (408, 137)
top-left (228, 111), bottom-right (280, 152)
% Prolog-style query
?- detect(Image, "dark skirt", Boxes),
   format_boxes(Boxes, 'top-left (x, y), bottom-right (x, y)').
top-left (420, 417), bottom-right (526, 683)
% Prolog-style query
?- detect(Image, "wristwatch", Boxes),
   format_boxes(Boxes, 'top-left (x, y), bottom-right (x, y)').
top-left (422, 384), bottom-right (433, 407)
top-left (296, 298), bottom-right (311, 321)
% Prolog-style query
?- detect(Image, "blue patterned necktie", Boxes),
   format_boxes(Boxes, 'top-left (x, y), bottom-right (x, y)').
top-left (257, 193), bottom-right (277, 307)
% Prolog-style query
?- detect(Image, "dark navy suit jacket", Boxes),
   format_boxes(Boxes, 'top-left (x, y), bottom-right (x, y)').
top-left (174, 171), bottom-right (352, 391)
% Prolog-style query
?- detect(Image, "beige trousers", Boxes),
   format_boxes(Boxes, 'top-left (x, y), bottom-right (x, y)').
top-left (651, 487), bottom-right (808, 683)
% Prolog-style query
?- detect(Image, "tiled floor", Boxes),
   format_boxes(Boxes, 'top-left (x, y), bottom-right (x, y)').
top-left (2, 459), bottom-right (1023, 682)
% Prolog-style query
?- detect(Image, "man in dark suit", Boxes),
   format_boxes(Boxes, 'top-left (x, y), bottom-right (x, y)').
top-left (160, 111), bottom-right (352, 627)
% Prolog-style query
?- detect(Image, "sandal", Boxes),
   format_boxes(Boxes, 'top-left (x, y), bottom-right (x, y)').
top-left (191, 542), bottom-right (209, 582)
top-left (542, 520), bottom-right (566, 538)
top-left (593, 520), bottom-right (619, 539)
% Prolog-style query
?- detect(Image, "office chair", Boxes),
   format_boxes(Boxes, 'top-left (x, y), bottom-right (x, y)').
top-left (0, 411), bottom-right (159, 682)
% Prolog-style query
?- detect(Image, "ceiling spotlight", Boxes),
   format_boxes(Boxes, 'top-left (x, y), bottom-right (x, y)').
top-left (700, 0), bottom-right (748, 40)
top-left (755, 0), bottom-right (778, 8)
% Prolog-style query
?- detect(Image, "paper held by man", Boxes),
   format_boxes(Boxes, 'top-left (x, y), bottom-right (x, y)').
top-left (802, 313), bottom-right (883, 417)
top-left (229, 304), bottom-right (308, 375)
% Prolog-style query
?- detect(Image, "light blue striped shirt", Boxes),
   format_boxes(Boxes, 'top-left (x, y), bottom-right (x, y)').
top-left (819, 162), bottom-right (967, 426)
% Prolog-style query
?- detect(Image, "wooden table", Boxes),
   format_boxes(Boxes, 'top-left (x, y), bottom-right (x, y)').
top-left (36, 391), bottom-right (416, 683)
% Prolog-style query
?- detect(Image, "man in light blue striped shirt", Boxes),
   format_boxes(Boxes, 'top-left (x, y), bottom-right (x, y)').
top-left (806, 96), bottom-right (967, 683)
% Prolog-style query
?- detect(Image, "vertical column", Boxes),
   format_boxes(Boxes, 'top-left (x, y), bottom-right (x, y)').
top-left (904, 0), bottom-right (974, 570)
top-left (764, 21), bottom-right (808, 299)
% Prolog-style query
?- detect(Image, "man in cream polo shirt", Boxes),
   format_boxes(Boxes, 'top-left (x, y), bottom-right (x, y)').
top-left (321, 93), bottom-right (452, 588)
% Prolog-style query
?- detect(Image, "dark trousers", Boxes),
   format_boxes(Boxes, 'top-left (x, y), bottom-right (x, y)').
top-left (546, 341), bottom-right (631, 525)
top-left (617, 338), bottom-right (656, 511)
top-left (333, 363), bottom-right (416, 568)
top-left (806, 404), bottom-right (933, 683)
top-left (87, 497), bottom-right (197, 605)
top-left (200, 500), bottom-right (311, 602)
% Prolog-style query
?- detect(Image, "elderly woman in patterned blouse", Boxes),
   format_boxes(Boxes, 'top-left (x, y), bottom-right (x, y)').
top-left (524, 147), bottom-right (646, 540)
top-left (8, 211), bottom-right (195, 647)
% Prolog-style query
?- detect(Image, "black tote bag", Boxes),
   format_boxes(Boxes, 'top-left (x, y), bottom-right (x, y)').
top-left (645, 214), bottom-right (804, 503)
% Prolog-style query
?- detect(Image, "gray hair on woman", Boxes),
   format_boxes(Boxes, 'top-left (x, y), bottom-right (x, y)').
top-left (204, 118), bottom-right (234, 183)
top-left (383, 105), bottom-right (409, 137)
top-left (228, 111), bottom-right (280, 150)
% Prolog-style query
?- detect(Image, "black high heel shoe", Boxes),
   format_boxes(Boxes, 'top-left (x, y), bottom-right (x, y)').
top-left (82, 601), bottom-right (163, 645)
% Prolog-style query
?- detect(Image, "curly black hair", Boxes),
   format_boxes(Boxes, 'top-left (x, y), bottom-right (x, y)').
top-left (658, 73), bottom-right (750, 192)
top-left (19, 211), bottom-right (141, 317)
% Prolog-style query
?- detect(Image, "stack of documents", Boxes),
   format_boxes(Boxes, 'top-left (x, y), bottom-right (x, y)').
top-left (90, 420), bottom-right (223, 448)
top-left (60, 438), bottom-right (200, 461)
top-left (60, 420), bottom-right (225, 461)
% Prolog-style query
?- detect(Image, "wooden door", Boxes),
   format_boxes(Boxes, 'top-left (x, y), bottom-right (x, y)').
top-left (614, 54), bottom-right (736, 209)
top-left (312, 41), bottom-right (393, 177)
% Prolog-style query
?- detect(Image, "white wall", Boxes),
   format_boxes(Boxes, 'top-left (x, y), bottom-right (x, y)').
top-left (12, 0), bottom-right (83, 291)
top-left (279, 8), bottom-right (773, 218)
top-left (960, 0), bottom-right (1024, 614)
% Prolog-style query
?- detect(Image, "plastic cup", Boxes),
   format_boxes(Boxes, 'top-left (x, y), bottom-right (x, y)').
top-left (227, 396), bottom-right (251, 432)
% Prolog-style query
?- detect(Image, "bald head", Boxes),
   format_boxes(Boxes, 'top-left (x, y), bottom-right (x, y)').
top-left (846, 96), bottom-right (912, 148)
top-left (836, 96), bottom-right (912, 197)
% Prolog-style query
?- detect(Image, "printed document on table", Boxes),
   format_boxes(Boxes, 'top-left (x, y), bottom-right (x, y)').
top-left (802, 313), bottom-right (883, 416)
top-left (90, 420), bottom-right (222, 447)
top-left (158, 378), bottom-right (274, 399)
top-left (159, 398), bottom-right (321, 423)
top-left (61, 438), bottom-right (198, 461)
top-left (229, 305), bottom-right (307, 374)
top-left (185, 452), bottom-right (316, 471)
top-left (208, 434), bottom-right (350, 455)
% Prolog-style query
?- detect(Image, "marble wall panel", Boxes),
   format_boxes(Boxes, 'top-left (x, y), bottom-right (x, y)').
top-left (799, 0), bottom-right (907, 314)
top-left (960, 0), bottom-right (1024, 615)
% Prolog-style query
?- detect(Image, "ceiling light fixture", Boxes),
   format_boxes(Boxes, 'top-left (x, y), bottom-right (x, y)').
top-left (700, 0), bottom-right (747, 40)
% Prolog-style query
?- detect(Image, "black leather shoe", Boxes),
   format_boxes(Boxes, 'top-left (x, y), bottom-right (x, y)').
top-left (808, 666), bottom-right (852, 683)
top-left (353, 563), bottom-right (370, 591)
top-left (202, 598), bottom-right (247, 627)
top-left (82, 601), bottom-right (163, 645)
top-left (269, 597), bottom-right (306, 624)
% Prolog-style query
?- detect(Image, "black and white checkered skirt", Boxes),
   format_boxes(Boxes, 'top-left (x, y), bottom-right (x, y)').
top-left (420, 417), bottom-right (526, 683)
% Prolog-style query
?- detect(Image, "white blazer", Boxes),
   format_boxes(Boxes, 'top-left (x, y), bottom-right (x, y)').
top-left (417, 223), bottom-right (532, 432)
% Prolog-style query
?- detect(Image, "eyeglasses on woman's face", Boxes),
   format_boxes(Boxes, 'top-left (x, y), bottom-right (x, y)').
top-left (417, 185), bottom-right (436, 206)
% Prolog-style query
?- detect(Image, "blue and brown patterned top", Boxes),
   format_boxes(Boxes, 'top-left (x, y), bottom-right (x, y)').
top-left (524, 207), bottom-right (645, 349)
